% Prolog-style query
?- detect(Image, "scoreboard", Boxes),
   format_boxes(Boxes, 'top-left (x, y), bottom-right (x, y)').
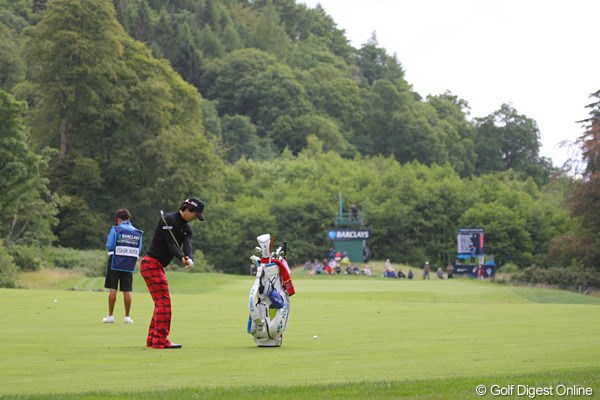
top-left (457, 228), bottom-right (484, 255)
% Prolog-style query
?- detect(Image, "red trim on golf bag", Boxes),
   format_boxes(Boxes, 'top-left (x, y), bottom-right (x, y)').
top-left (259, 257), bottom-right (295, 296)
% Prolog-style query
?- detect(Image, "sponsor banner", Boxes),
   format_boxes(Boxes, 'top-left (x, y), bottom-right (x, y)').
top-left (328, 229), bottom-right (371, 241)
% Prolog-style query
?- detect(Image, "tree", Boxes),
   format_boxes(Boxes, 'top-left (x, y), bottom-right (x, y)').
top-left (172, 22), bottom-right (206, 87)
top-left (300, 65), bottom-right (362, 140)
top-left (562, 90), bottom-right (600, 271)
top-left (269, 114), bottom-right (350, 155)
top-left (358, 79), bottom-right (446, 165)
top-left (24, 0), bottom-right (125, 160)
top-left (474, 103), bottom-right (552, 184)
top-left (0, 90), bottom-right (57, 245)
top-left (23, 0), bottom-right (223, 248)
top-left (355, 33), bottom-right (406, 87)
top-left (254, 0), bottom-right (290, 59)
top-left (0, 23), bottom-right (26, 92)
top-left (427, 92), bottom-right (477, 177)
top-left (201, 49), bottom-right (313, 141)
top-left (220, 114), bottom-right (259, 163)
top-left (461, 202), bottom-right (533, 267)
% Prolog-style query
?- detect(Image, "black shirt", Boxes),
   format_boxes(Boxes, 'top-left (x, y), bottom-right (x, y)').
top-left (144, 211), bottom-right (193, 267)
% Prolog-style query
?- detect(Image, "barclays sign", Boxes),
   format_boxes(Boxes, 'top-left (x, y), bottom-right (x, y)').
top-left (328, 229), bottom-right (371, 241)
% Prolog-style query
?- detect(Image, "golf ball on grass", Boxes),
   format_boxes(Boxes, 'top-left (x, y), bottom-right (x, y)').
top-left (313, 335), bottom-right (318, 340)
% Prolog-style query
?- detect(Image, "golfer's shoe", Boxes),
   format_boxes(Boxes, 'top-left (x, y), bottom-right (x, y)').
top-left (124, 316), bottom-right (134, 324)
top-left (102, 315), bottom-right (115, 324)
top-left (163, 342), bottom-right (182, 349)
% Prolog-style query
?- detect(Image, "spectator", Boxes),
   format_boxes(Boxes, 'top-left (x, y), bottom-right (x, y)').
top-left (362, 265), bottom-right (373, 277)
top-left (469, 244), bottom-right (476, 261)
top-left (304, 260), bottom-right (312, 271)
top-left (384, 259), bottom-right (397, 278)
top-left (446, 263), bottom-right (455, 279)
top-left (477, 264), bottom-right (485, 280)
top-left (307, 260), bottom-right (316, 276)
top-left (436, 267), bottom-right (444, 279)
top-left (397, 269), bottom-right (406, 279)
top-left (317, 259), bottom-right (326, 275)
top-left (363, 245), bottom-right (370, 264)
top-left (335, 251), bottom-right (342, 262)
top-left (328, 247), bottom-right (335, 261)
top-left (407, 269), bottom-right (414, 280)
top-left (326, 258), bottom-right (337, 275)
top-left (340, 253), bottom-right (351, 273)
top-left (351, 204), bottom-right (358, 221)
top-left (423, 261), bottom-right (431, 280)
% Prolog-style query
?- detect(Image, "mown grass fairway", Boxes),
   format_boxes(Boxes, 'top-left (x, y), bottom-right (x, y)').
top-left (1, 272), bottom-right (599, 399)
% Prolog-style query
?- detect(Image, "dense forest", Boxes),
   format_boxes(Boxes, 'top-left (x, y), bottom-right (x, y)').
top-left (0, 0), bottom-right (599, 288)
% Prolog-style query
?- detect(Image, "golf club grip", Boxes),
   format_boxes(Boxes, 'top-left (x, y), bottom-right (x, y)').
top-left (282, 241), bottom-right (287, 257)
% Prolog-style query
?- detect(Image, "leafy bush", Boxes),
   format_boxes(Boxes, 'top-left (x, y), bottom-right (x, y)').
top-left (190, 249), bottom-right (215, 273)
top-left (512, 264), bottom-right (600, 290)
top-left (7, 244), bottom-right (47, 271)
top-left (44, 247), bottom-right (106, 276)
top-left (8, 245), bottom-right (106, 276)
top-left (499, 263), bottom-right (519, 273)
top-left (0, 242), bottom-right (18, 288)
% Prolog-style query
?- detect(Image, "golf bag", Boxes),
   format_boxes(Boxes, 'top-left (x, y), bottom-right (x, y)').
top-left (247, 234), bottom-right (295, 347)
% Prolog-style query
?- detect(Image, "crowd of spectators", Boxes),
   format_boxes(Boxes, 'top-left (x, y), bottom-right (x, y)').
top-left (303, 248), bottom-right (477, 280)
top-left (306, 248), bottom-right (374, 276)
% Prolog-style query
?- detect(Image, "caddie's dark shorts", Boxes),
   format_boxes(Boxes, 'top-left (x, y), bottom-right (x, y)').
top-left (104, 265), bottom-right (133, 292)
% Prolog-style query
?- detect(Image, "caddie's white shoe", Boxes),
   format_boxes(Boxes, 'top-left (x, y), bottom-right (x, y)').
top-left (103, 315), bottom-right (115, 323)
top-left (124, 316), bottom-right (134, 324)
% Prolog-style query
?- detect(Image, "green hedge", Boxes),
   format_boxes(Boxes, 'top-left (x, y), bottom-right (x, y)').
top-left (0, 242), bottom-right (18, 288)
top-left (7, 245), bottom-right (106, 277)
top-left (512, 264), bottom-right (600, 291)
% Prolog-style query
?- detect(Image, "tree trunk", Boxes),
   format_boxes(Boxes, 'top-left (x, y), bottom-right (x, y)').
top-left (59, 117), bottom-right (67, 159)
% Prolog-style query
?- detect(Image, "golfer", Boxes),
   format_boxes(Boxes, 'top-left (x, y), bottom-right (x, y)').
top-left (103, 208), bottom-right (143, 324)
top-left (140, 197), bottom-right (205, 349)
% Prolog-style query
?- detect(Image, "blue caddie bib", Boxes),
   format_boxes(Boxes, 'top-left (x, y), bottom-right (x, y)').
top-left (111, 225), bottom-right (143, 272)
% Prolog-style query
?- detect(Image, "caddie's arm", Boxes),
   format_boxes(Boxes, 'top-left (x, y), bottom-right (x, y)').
top-left (137, 231), bottom-right (143, 254)
top-left (106, 226), bottom-right (116, 255)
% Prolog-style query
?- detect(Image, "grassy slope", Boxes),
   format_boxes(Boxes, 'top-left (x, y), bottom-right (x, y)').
top-left (1, 271), bottom-right (599, 399)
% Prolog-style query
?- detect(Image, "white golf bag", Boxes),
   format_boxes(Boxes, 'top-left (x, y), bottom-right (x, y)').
top-left (247, 234), bottom-right (295, 347)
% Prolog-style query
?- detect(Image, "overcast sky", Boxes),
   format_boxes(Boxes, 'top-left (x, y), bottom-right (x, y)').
top-left (300, 0), bottom-right (600, 167)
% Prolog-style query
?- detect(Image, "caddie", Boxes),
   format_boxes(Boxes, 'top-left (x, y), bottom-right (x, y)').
top-left (103, 208), bottom-right (143, 324)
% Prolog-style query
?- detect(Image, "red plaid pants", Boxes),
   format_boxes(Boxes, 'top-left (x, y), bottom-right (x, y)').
top-left (140, 256), bottom-right (173, 348)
